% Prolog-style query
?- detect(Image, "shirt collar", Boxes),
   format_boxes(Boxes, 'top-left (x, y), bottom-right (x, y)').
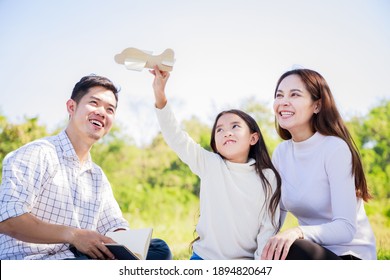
top-left (57, 130), bottom-right (93, 171)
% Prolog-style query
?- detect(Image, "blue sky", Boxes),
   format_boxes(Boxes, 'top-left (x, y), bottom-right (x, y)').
top-left (1, 0), bottom-right (389, 146)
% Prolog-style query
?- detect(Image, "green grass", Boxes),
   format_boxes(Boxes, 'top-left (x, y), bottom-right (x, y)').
top-left (118, 185), bottom-right (199, 260)
top-left (122, 196), bottom-right (390, 260)
top-left (365, 199), bottom-right (390, 260)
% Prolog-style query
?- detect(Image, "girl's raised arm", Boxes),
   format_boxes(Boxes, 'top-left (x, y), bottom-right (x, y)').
top-left (149, 66), bottom-right (169, 109)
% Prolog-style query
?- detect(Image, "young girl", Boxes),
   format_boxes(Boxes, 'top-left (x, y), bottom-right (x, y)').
top-left (261, 68), bottom-right (376, 260)
top-left (150, 67), bottom-right (281, 260)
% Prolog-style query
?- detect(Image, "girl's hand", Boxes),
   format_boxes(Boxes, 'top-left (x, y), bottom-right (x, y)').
top-left (149, 66), bottom-right (170, 109)
top-left (261, 227), bottom-right (303, 260)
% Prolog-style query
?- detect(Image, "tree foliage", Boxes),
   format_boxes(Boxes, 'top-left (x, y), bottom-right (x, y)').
top-left (347, 99), bottom-right (390, 199)
top-left (0, 116), bottom-right (49, 173)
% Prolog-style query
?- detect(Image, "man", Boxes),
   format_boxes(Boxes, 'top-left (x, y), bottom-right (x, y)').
top-left (0, 75), bottom-right (172, 260)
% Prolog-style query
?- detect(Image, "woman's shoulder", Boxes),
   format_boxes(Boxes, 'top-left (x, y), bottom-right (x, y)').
top-left (273, 139), bottom-right (292, 154)
top-left (321, 134), bottom-right (349, 150)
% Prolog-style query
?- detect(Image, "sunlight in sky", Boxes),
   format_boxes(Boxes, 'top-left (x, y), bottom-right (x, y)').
top-left (0, 0), bottom-right (389, 146)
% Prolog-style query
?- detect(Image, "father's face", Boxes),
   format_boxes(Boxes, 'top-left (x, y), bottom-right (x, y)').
top-left (67, 86), bottom-right (117, 142)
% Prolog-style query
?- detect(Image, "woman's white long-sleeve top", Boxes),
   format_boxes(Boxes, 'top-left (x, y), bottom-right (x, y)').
top-left (273, 132), bottom-right (376, 259)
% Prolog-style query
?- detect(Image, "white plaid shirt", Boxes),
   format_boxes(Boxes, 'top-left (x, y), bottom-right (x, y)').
top-left (0, 130), bottom-right (129, 259)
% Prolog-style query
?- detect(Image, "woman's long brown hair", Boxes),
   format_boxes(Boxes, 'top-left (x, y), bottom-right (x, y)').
top-left (274, 69), bottom-right (372, 202)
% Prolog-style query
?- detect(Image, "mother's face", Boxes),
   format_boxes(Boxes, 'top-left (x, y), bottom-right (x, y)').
top-left (273, 74), bottom-right (320, 142)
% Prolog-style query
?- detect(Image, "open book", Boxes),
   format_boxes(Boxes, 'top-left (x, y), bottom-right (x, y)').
top-left (105, 228), bottom-right (153, 260)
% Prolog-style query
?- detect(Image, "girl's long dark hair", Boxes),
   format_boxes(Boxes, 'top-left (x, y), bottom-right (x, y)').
top-left (210, 109), bottom-right (282, 230)
top-left (274, 69), bottom-right (372, 202)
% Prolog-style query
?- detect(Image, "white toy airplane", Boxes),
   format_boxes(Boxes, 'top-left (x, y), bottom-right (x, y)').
top-left (114, 47), bottom-right (175, 72)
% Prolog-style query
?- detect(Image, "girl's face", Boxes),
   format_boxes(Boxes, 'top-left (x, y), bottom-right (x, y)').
top-left (214, 113), bottom-right (258, 163)
top-left (273, 74), bottom-right (320, 142)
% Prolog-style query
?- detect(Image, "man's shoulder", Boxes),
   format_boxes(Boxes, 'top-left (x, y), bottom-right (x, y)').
top-left (21, 135), bottom-right (58, 153)
top-left (90, 160), bottom-right (110, 179)
top-left (91, 161), bottom-right (104, 173)
top-left (4, 135), bottom-right (59, 163)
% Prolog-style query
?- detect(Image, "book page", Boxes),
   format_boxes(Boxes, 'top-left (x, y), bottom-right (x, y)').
top-left (105, 228), bottom-right (153, 260)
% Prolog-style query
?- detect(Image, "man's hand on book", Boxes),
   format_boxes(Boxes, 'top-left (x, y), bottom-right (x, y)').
top-left (69, 228), bottom-right (116, 259)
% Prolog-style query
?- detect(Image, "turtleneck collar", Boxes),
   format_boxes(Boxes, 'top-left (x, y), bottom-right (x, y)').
top-left (224, 158), bottom-right (256, 172)
top-left (292, 131), bottom-right (326, 152)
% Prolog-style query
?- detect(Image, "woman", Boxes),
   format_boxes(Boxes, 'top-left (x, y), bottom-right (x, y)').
top-left (261, 68), bottom-right (376, 260)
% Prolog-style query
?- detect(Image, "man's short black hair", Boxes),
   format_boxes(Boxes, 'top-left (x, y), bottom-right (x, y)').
top-left (71, 74), bottom-right (119, 105)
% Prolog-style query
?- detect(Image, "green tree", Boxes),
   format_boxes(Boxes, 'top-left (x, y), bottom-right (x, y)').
top-left (0, 115), bottom-right (49, 176)
top-left (140, 116), bottom-right (211, 195)
top-left (358, 100), bottom-right (390, 199)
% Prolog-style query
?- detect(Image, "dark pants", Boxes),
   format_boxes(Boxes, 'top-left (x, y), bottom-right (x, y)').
top-left (67, 238), bottom-right (172, 260)
top-left (286, 239), bottom-right (360, 260)
top-left (146, 238), bottom-right (173, 260)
